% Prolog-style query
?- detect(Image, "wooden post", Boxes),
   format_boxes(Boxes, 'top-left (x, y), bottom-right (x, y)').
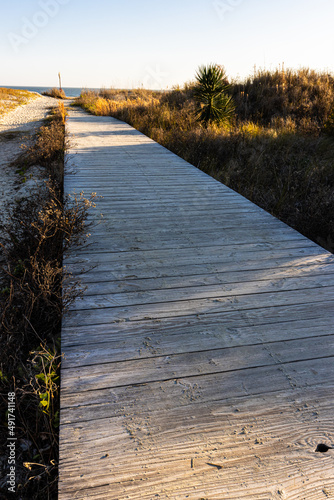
top-left (58, 72), bottom-right (62, 91)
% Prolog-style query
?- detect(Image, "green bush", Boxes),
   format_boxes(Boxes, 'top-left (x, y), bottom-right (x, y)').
top-left (193, 64), bottom-right (235, 127)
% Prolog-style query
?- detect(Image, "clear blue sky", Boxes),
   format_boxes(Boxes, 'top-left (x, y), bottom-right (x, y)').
top-left (1, 0), bottom-right (333, 89)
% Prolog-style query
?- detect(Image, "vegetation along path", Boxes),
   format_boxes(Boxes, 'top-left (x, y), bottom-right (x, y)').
top-left (59, 107), bottom-right (334, 499)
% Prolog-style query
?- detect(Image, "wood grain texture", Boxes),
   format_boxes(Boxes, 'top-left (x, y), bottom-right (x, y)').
top-left (59, 108), bottom-right (334, 500)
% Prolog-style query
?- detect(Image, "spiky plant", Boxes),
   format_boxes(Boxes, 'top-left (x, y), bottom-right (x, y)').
top-left (193, 64), bottom-right (235, 127)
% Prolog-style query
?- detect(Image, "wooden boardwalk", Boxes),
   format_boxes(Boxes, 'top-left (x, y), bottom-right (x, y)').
top-left (59, 108), bottom-right (334, 500)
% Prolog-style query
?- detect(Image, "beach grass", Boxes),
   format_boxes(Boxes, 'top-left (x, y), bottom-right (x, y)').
top-left (42, 87), bottom-right (67, 99)
top-left (0, 87), bottom-right (38, 116)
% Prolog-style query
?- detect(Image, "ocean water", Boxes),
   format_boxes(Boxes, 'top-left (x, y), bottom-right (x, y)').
top-left (1, 86), bottom-right (165, 97)
top-left (1, 86), bottom-right (98, 97)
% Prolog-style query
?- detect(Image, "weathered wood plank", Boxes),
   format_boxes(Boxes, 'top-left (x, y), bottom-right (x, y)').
top-left (61, 334), bottom-right (334, 393)
top-left (61, 300), bottom-right (334, 353)
top-left (59, 385), bottom-right (334, 499)
top-left (85, 209), bottom-right (275, 223)
top-left (67, 233), bottom-right (314, 256)
top-left (65, 248), bottom-right (333, 284)
top-left (62, 326), bottom-right (334, 370)
top-left (60, 356), bottom-right (334, 415)
top-left (69, 274), bottom-right (334, 311)
top-left (61, 301), bottom-right (334, 371)
top-left (71, 263), bottom-right (334, 293)
top-left (65, 240), bottom-right (326, 264)
top-left (59, 108), bottom-right (334, 500)
top-left (63, 286), bottom-right (334, 327)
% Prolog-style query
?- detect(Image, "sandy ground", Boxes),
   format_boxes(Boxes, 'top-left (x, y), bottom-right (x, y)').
top-left (0, 95), bottom-right (57, 261)
top-left (0, 96), bottom-right (57, 212)
top-left (0, 94), bottom-right (57, 131)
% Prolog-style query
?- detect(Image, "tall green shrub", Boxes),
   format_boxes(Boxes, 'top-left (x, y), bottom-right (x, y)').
top-left (193, 64), bottom-right (235, 127)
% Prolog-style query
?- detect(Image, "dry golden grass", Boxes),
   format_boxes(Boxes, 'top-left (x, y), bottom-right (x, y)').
top-left (0, 87), bottom-right (38, 115)
top-left (76, 67), bottom-right (334, 251)
top-left (42, 88), bottom-right (67, 99)
top-left (232, 67), bottom-right (334, 131)
top-left (56, 100), bottom-right (67, 125)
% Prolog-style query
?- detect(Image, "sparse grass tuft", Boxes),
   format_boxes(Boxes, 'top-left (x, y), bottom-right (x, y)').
top-left (10, 104), bottom-right (68, 185)
top-left (57, 100), bottom-right (67, 125)
top-left (42, 88), bottom-right (67, 99)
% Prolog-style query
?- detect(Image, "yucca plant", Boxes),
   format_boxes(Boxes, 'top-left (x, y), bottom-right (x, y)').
top-left (193, 64), bottom-right (235, 127)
